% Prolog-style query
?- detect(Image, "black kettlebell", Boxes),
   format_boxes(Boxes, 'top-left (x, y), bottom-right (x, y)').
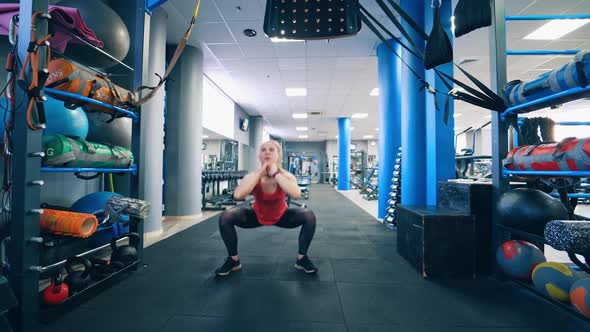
top-left (64, 256), bottom-right (92, 295)
top-left (110, 232), bottom-right (140, 267)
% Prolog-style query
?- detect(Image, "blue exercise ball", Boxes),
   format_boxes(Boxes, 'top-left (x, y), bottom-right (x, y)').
top-left (43, 97), bottom-right (89, 139)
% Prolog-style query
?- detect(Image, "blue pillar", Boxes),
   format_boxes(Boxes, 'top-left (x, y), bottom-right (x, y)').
top-left (338, 117), bottom-right (351, 190)
top-left (425, 1), bottom-right (455, 206)
top-left (377, 41), bottom-right (402, 219)
top-left (401, 0), bottom-right (427, 206)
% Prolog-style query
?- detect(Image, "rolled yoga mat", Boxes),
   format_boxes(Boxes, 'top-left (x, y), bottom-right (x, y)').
top-left (40, 209), bottom-right (98, 238)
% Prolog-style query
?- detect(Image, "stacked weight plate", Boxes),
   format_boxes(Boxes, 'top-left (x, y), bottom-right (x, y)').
top-left (384, 147), bottom-right (402, 227)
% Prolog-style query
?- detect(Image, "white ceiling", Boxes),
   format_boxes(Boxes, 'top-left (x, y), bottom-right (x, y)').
top-left (162, 0), bottom-right (590, 141)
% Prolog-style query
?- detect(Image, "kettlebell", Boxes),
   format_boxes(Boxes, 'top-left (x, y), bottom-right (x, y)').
top-left (110, 232), bottom-right (139, 267)
top-left (89, 257), bottom-right (125, 280)
top-left (64, 256), bottom-right (92, 295)
top-left (42, 273), bottom-right (69, 305)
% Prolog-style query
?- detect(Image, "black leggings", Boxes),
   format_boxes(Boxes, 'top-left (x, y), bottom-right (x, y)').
top-left (218, 206), bottom-right (317, 257)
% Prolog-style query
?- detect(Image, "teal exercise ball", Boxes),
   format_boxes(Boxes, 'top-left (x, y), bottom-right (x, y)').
top-left (43, 97), bottom-right (89, 139)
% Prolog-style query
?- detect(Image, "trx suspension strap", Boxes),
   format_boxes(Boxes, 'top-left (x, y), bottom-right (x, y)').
top-left (131, 0), bottom-right (202, 108)
top-left (363, 1), bottom-right (507, 122)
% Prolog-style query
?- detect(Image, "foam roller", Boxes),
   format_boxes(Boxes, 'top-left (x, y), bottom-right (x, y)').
top-left (544, 220), bottom-right (590, 252)
top-left (40, 209), bottom-right (98, 238)
top-left (545, 220), bottom-right (590, 273)
top-left (106, 196), bottom-right (151, 219)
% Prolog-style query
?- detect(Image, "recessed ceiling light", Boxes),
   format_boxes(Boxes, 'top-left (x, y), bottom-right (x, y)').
top-left (524, 19), bottom-right (590, 40)
top-left (370, 141), bottom-right (377, 146)
top-left (485, 114), bottom-right (492, 119)
top-left (296, 127), bottom-right (308, 131)
top-left (243, 28), bottom-right (257, 37)
top-left (292, 113), bottom-right (308, 119)
top-left (335, 135), bottom-right (339, 138)
top-left (363, 135), bottom-right (374, 139)
top-left (370, 88), bottom-right (379, 96)
top-left (454, 113), bottom-right (463, 118)
top-left (298, 135), bottom-right (308, 139)
top-left (376, 128), bottom-right (379, 131)
top-left (350, 126), bottom-right (355, 131)
top-left (271, 37), bottom-right (305, 43)
top-left (351, 113), bottom-right (368, 119)
top-left (203, 135), bottom-right (209, 138)
top-left (286, 88), bottom-right (307, 97)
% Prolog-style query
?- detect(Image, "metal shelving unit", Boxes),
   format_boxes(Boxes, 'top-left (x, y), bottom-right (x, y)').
top-left (489, 0), bottom-right (590, 322)
top-left (7, 1), bottom-right (150, 331)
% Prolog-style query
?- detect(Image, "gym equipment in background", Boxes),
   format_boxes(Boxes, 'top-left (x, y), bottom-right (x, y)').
top-left (384, 147), bottom-right (402, 227)
top-left (452, 0), bottom-right (492, 38)
top-left (63, 256), bottom-right (92, 295)
top-left (496, 187), bottom-right (569, 236)
top-left (496, 240), bottom-right (546, 280)
top-left (531, 262), bottom-right (580, 302)
top-left (545, 220), bottom-right (590, 274)
top-left (263, 0), bottom-right (362, 40)
top-left (56, 0), bottom-right (130, 69)
top-left (360, 168), bottom-right (378, 201)
top-left (504, 137), bottom-right (590, 172)
top-left (41, 134), bottom-right (134, 169)
top-left (43, 96), bottom-right (89, 139)
top-left (201, 170), bottom-right (246, 211)
top-left (40, 209), bottom-right (98, 238)
top-left (570, 278), bottom-right (590, 318)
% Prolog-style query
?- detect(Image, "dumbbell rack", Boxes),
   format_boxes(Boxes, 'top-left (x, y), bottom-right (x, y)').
top-left (384, 147), bottom-right (402, 228)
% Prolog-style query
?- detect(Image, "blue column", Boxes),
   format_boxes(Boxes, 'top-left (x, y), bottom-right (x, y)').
top-left (377, 41), bottom-right (402, 219)
top-left (338, 117), bottom-right (351, 190)
top-left (425, 1), bottom-right (455, 206)
top-left (401, 0), bottom-right (427, 206)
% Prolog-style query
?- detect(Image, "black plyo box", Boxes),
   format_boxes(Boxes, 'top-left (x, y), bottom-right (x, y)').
top-left (437, 181), bottom-right (493, 276)
top-left (397, 205), bottom-right (476, 279)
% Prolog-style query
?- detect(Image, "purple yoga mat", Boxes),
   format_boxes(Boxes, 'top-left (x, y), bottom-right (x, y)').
top-left (0, 4), bottom-right (103, 53)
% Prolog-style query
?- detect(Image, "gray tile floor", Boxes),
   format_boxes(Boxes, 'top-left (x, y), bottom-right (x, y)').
top-left (40, 184), bottom-right (590, 332)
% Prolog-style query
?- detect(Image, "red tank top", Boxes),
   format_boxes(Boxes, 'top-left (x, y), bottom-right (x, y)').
top-left (252, 180), bottom-right (288, 225)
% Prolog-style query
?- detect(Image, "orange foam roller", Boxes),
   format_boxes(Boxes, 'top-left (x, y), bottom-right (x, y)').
top-left (40, 209), bottom-right (98, 238)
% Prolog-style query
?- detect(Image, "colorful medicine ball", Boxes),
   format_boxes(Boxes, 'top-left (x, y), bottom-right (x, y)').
top-left (570, 278), bottom-right (590, 318)
top-left (496, 240), bottom-right (546, 279)
top-left (532, 262), bottom-right (579, 302)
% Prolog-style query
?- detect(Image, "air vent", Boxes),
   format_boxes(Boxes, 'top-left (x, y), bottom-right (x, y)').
top-left (458, 58), bottom-right (479, 66)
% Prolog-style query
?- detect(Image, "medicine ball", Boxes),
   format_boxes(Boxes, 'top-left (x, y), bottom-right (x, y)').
top-left (496, 188), bottom-right (569, 235)
top-left (496, 240), bottom-right (546, 280)
top-left (532, 262), bottom-right (579, 302)
top-left (57, 0), bottom-right (130, 69)
top-left (570, 278), bottom-right (590, 318)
